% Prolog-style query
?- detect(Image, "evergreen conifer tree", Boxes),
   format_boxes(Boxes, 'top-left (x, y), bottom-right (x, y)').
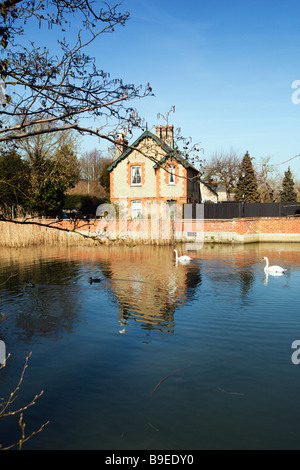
top-left (235, 151), bottom-right (260, 202)
top-left (280, 167), bottom-right (297, 202)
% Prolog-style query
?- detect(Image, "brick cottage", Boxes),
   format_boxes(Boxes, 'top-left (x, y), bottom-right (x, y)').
top-left (107, 125), bottom-right (201, 219)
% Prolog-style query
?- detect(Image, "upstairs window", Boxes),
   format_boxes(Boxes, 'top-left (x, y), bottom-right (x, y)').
top-left (168, 165), bottom-right (175, 184)
top-left (131, 165), bottom-right (142, 185)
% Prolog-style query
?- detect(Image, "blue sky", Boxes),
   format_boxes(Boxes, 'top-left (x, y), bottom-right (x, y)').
top-left (86, 0), bottom-right (300, 177)
top-left (26, 0), bottom-right (300, 177)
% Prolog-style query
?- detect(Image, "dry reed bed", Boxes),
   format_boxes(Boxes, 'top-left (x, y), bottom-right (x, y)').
top-left (0, 221), bottom-right (96, 247)
top-left (0, 220), bottom-right (178, 247)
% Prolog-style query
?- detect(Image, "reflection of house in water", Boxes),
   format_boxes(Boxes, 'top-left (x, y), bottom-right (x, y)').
top-left (101, 249), bottom-right (202, 334)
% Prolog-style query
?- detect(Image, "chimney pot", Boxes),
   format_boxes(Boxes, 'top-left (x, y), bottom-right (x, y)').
top-left (115, 131), bottom-right (128, 158)
top-left (155, 124), bottom-right (174, 148)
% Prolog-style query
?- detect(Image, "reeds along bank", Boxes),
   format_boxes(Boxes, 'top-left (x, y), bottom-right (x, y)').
top-left (0, 221), bottom-right (96, 247)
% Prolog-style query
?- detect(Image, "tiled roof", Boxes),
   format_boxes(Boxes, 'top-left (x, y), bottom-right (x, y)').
top-left (107, 129), bottom-right (199, 174)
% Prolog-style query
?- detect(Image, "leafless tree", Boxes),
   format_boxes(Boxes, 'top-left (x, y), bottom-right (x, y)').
top-left (203, 149), bottom-right (241, 198)
top-left (254, 157), bottom-right (282, 202)
top-left (0, 1), bottom-right (152, 146)
top-left (0, 352), bottom-right (49, 450)
top-left (79, 148), bottom-right (109, 182)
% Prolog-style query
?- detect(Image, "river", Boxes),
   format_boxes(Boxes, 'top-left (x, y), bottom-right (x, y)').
top-left (0, 243), bottom-right (299, 449)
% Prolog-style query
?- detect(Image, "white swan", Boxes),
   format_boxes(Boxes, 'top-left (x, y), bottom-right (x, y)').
top-left (174, 249), bottom-right (192, 263)
top-left (263, 257), bottom-right (287, 273)
top-left (263, 271), bottom-right (284, 286)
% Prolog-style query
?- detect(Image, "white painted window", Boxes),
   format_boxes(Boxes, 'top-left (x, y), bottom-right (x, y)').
top-left (131, 200), bottom-right (142, 218)
top-left (169, 165), bottom-right (175, 184)
top-left (131, 165), bottom-right (142, 185)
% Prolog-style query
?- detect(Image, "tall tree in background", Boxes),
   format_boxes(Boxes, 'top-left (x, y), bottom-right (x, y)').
top-left (254, 157), bottom-right (282, 202)
top-left (14, 123), bottom-right (81, 215)
top-left (28, 144), bottom-right (80, 216)
top-left (79, 148), bottom-right (110, 182)
top-left (235, 151), bottom-right (260, 203)
top-left (280, 167), bottom-right (297, 202)
top-left (0, 136), bottom-right (80, 216)
top-left (0, 1), bottom-right (152, 147)
top-left (99, 160), bottom-right (113, 196)
top-left (0, 146), bottom-right (30, 214)
top-left (203, 148), bottom-right (241, 198)
top-left (98, 145), bottom-right (115, 196)
top-left (16, 121), bottom-right (81, 162)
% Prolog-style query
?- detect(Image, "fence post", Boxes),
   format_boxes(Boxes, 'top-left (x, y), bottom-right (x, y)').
top-left (238, 202), bottom-right (242, 218)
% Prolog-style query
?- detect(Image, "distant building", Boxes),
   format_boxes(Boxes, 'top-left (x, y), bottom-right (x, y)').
top-left (200, 182), bottom-right (228, 202)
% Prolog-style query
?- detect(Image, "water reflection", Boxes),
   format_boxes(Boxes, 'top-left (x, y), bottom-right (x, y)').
top-left (0, 243), bottom-right (299, 344)
top-left (239, 269), bottom-right (255, 297)
top-left (14, 283), bottom-right (82, 341)
top-left (99, 248), bottom-right (202, 334)
top-left (263, 270), bottom-right (286, 285)
top-left (0, 249), bottom-right (85, 344)
top-left (0, 246), bottom-right (203, 343)
top-left (1, 243), bottom-right (300, 450)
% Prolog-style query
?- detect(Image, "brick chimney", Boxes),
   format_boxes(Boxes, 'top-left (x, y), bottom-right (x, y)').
top-left (115, 131), bottom-right (128, 158)
top-left (155, 124), bottom-right (174, 148)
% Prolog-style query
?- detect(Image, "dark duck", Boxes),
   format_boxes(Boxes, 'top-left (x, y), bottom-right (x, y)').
top-left (88, 277), bottom-right (101, 284)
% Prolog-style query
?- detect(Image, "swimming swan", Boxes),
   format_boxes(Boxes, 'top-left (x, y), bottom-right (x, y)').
top-left (174, 249), bottom-right (192, 262)
top-left (263, 257), bottom-right (287, 273)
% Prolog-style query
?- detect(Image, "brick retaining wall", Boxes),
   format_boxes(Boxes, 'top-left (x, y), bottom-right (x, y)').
top-left (3, 216), bottom-right (298, 245)
top-left (55, 216), bottom-right (300, 243)
top-left (203, 217), bottom-right (300, 243)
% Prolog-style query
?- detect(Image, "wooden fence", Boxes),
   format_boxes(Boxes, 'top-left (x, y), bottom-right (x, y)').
top-left (183, 202), bottom-right (300, 219)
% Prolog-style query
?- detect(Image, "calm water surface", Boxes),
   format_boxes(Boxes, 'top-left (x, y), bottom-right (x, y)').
top-left (0, 242), bottom-right (300, 450)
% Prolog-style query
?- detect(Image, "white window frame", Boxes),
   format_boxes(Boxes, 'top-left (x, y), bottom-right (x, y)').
top-left (131, 165), bottom-right (142, 186)
top-left (168, 165), bottom-right (175, 185)
top-left (131, 200), bottom-right (142, 218)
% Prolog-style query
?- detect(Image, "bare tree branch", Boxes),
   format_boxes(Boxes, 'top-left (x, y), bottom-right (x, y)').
top-left (0, 1), bottom-right (152, 144)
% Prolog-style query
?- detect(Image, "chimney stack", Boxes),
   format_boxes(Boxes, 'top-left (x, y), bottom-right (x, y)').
top-left (155, 124), bottom-right (174, 148)
top-left (115, 131), bottom-right (128, 158)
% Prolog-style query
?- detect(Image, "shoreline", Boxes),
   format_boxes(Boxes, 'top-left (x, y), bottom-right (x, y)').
top-left (1, 216), bottom-right (300, 247)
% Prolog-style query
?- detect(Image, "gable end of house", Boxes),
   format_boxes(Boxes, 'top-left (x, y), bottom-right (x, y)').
top-left (107, 129), bottom-right (172, 172)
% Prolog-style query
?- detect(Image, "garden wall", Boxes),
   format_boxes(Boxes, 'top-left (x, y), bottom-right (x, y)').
top-left (1, 216), bottom-right (300, 246)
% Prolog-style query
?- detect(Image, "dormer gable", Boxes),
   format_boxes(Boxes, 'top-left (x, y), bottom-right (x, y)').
top-left (107, 128), bottom-right (173, 173)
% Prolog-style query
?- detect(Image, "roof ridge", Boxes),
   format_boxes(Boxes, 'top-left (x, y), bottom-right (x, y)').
top-left (106, 129), bottom-right (172, 172)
